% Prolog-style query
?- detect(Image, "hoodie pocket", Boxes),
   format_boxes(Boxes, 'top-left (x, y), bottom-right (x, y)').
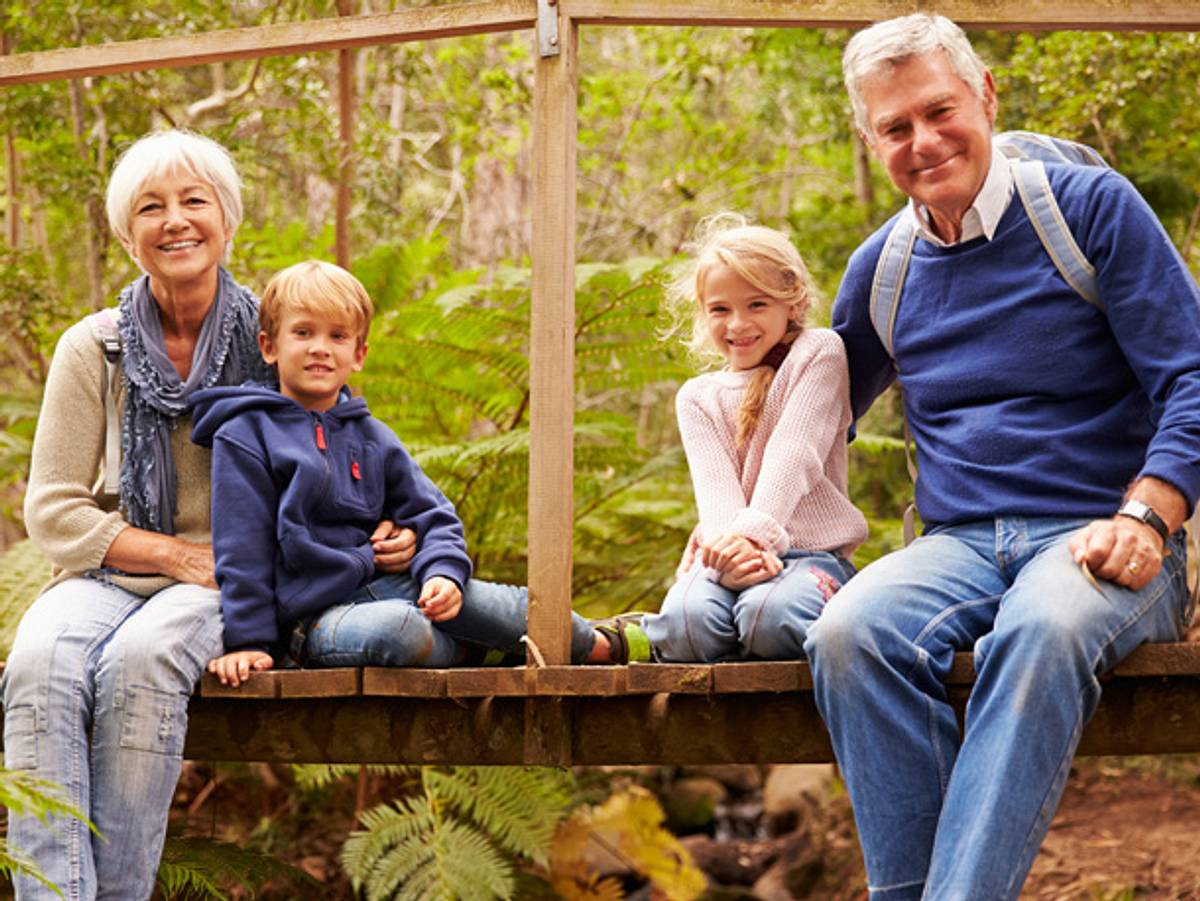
top-left (333, 441), bottom-right (383, 516)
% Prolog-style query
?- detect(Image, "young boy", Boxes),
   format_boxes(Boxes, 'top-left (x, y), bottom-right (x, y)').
top-left (191, 260), bottom-right (609, 686)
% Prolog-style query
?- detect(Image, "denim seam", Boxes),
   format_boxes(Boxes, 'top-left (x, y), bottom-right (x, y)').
top-left (740, 564), bottom-right (788, 652)
top-left (869, 877), bottom-right (926, 892)
top-left (1004, 553), bottom-right (1183, 898)
top-left (681, 567), bottom-right (713, 661)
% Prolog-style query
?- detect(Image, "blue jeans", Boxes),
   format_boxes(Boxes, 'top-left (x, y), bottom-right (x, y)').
top-left (295, 573), bottom-right (597, 667)
top-left (804, 517), bottom-right (1193, 900)
top-left (2, 577), bottom-right (224, 901)
top-left (644, 551), bottom-right (855, 662)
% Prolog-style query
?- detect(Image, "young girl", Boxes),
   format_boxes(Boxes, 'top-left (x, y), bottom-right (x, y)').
top-left (611, 215), bottom-right (868, 662)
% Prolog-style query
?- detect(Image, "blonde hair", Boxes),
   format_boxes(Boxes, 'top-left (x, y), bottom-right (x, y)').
top-left (668, 213), bottom-right (816, 448)
top-left (259, 260), bottom-right (374, 345)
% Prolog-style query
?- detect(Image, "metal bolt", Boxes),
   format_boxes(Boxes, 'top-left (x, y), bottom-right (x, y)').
top-left (550, 34), bottom-right (558, 45)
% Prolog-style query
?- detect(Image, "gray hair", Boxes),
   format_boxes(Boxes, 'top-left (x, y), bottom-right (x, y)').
top-left (106, 129), bottom-right (243, 265)
top-left (843, 14), bottom-right (988, 140)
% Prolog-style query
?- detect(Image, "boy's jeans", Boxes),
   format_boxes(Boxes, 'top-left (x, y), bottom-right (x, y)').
top-left (3, 577), bottom-right (224, 901)
top-left (644, 550), bottom-right (855, 661)
top-left (295, 573), bottom-right (597, 667)
top-left (804, 516), bottom-right (1193, 901)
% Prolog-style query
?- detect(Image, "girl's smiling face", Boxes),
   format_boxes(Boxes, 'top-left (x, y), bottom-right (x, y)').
top-left (701, 262), bottom-right (795, 370)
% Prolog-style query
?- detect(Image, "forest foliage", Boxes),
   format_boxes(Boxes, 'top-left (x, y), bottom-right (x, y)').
top-left (1, 3), bottom-right (1195, 606)
top-left (0, 6), bottom-right (1197, 896)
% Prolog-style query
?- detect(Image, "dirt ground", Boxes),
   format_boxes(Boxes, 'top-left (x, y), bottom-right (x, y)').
top-left (1023, 758), bottom-right (1200, 900)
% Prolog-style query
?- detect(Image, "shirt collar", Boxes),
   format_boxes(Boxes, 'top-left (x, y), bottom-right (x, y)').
top-left (906, 139), bottom-right (1014, 247)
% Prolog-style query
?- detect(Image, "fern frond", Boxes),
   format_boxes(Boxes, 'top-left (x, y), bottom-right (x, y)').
top-left (0, 539), bottom-right (51, 657)
top-left (427, 767), bottom-right (572, 866)
top-left (156, 837), bottom-right (325, 900)
top-left (0, 769), bottom-right (92, 832)
top-left (433, 817), bottom-right (513, 901)
top-left (290, 763), bottom-right (413, 792)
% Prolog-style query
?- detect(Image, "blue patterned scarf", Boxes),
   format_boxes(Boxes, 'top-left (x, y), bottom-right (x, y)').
top-left (117, 267), bottom-right (272, 533)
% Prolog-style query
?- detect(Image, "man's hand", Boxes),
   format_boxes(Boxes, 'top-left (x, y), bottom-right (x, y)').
top-left (371, 521), bottom-right (417, 573)
top-left (718, 550), bottom-right (784, 590)
top-left (419, 576), bottom-right (463, 622)
top-left (1069, 517), bottom-right (1165, 591)
top-left (207, 650), bottom-right (274, 687)
top-left (1069, 477), bottom-right (1185, 592)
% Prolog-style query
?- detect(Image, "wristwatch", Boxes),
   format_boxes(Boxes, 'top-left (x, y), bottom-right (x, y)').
top-left (1116, 499), bottom-right (1170, 544)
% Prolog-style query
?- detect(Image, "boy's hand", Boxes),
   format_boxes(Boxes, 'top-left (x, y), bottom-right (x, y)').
top-left (371, 521), bottom-right (417, 573)
top-left (208, 650), bottom-right (274, 687)
top-left (419, 577), bottom-right (462, 622)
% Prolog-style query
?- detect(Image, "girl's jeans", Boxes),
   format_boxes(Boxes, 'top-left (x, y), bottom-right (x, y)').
top-left (294, 573), bottom-right (597, 667)
top-left (2, 577), bottom-right (224, 901)
top-left (804, 517), bottom-right (1193, 901)
top-left (644, 550), bottom-right (855, 661)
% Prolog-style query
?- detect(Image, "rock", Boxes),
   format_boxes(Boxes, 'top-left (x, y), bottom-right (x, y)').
top-left (681, 833), bottom-right (788, 886)
top-left (753, 855), bottom-right (825, 901)
top-left (682, 764), bottom-right (765, 793)
top-left (664, 776), bottom-right (728, 833)
top-left (761, 764), bottom-right (832, 834)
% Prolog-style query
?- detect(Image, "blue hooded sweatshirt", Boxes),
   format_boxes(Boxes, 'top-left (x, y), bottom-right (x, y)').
top-left (190, 383), bottom-right (472, 652)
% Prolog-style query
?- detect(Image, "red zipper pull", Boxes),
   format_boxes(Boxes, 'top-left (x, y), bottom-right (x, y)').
top-left (315, 422), bottom-right (327, 450)
top-left (351, 460), bottom-right (362, 480)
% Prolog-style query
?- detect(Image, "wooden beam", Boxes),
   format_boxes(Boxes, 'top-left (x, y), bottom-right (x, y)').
top-left (526, 14), bottom-right (578, 668)
top-left (335, 0), bottom-right (356, 268)
top-left (0, 0), bottom-right (535, 87)
top-left (561, 0), bottom-right (1200, 31)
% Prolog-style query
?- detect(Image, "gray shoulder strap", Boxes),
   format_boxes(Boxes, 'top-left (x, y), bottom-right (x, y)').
top-left (867, 215), bottom-right (917, 360)
top-left (1010, 159), bottom-right (1101, 309)
top-left (87, 310), bottom-right (122, 496)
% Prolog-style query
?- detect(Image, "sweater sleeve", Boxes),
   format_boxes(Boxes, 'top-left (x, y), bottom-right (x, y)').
top-left (23, 320), bottom-right (128, 572)
top-left (382, 436), bottom-right (472, 588)
top-left (1077, 170), bottom-right (1200, 510)
top-left (734, 334), bottom-right (855, 553)
top-left (675, 379), bottom-right (753, 545)
top-left (211, 434), bottom-right (282, 652)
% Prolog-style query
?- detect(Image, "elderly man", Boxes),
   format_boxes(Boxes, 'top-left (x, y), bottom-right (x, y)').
top-left (809, 14), bottom-right (1200, 900)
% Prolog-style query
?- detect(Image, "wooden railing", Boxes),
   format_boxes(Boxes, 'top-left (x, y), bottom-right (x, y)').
top-left (3, 1), bottom-right (1199, 763)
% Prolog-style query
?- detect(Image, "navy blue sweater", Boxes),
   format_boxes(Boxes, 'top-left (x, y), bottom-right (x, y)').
top-left (834, 164), bottom-right (1200, 526)
top-left (190, 384), bottom-right (472, 652)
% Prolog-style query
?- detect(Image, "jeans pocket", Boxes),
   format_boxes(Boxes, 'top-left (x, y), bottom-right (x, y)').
top-left (3, 705), bottom-right (39, 770)
top-left (119, 685), bottom-right (188, 757)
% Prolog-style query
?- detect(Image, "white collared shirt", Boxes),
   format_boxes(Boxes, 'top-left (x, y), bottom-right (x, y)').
top-left (908, 139), bottom-right (1015, 247)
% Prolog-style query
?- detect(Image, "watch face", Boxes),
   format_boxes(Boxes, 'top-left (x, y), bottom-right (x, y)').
top-left (1122, 500), bottom-right (1150, 519)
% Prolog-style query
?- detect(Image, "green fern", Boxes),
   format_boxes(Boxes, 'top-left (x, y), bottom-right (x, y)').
top-left (290, 763), bottom-right (412, 792)
top-left (156, 836), bottom-right (326, 900)
top-left (0, 768), bottom-right (95, 895)
top-left (0, 539), bottom-right (51, 657)
top-left (341, 767), bottom-right (577, 901)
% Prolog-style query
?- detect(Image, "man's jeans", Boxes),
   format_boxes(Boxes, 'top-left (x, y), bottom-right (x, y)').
top-left (295, 573), bottom-right (597, 667)
top-left (645, 550), bottom-right (855, 661)
top-left (804, 517), bottom-right (1193, 900)
top-left (2, 577), bottom-right (224, 901)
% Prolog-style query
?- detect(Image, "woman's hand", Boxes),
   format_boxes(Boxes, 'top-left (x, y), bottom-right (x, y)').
top-left (371, 521), bottom-right (417, 574)
top-left (104, 527), bottom-right (217, 589)
top-left (208, 650), bottom-right (274, 687)
top-left (419, 576), bottom-right (463, 622)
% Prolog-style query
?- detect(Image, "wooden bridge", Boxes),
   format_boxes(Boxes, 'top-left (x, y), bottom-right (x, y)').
top-left (3, 0), bottom-right (1200, 765)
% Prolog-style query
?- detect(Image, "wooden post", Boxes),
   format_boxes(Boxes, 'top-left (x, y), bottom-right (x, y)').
top-left (527, 9), bottom-right (577, 668)
top-left (1, 33), bottom-right (17, 247)
top-left (335, 0), bottom-right (356, 268)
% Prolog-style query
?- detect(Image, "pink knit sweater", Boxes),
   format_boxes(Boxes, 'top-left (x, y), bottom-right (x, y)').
top-left (676, 327), bottom-right (868, 559)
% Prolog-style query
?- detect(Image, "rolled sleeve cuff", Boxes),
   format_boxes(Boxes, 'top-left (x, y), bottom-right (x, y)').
top-left (728, 508), bottom-right (789, 555)
top-left (1139, 455), bottom-right (1200, 519)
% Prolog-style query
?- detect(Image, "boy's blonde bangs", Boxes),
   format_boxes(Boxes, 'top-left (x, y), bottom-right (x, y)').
top-left (260, 260), bottom-right (374, 343)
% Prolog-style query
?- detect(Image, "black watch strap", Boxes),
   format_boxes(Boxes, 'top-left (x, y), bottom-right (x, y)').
top-left (1116, 500), bottom-right (1170, 544)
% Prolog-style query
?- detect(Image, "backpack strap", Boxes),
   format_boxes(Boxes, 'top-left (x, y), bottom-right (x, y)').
top-left (867, 214), bottom-right (916, 360)
top-left (86, 309), bottom-right (122, 496)
top-left (1010, 159), bottom-right (1102, 309)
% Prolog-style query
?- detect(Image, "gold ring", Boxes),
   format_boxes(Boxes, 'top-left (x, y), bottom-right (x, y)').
top-left (1127, 560), bottom-right (1140, 574)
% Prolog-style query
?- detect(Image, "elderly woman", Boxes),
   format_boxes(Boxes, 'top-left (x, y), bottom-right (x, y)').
top-left (1, 130), bottom-right (410, 899)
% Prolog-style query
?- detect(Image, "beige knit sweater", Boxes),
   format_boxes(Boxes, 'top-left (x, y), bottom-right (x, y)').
top-left (24, 314), bottom-right (214, 597)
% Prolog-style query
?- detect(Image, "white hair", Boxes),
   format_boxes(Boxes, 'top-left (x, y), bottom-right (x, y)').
top-left (843, 14), bottom-right (988, 140)
top-left (105, 129), bottom-right (243, 264)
